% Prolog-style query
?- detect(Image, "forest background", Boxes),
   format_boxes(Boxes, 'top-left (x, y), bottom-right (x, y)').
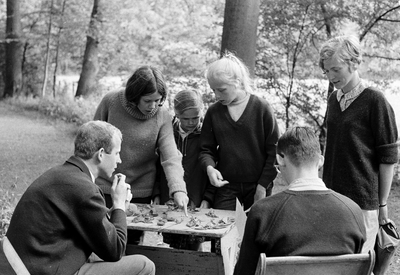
top-left (1, 0), bottom-right (400, 131)
top-left (1, 0), bottom-right (400, 272)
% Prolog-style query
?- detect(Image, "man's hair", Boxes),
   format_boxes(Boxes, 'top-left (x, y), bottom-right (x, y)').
top-left (277, 126), bottom-right (321, 167)
top-left (125, 65), bottom-right (167, 105)
top-left (319, 35), bottom-right (362, 70)
top-left (74, 121), bottom-right (122, 160)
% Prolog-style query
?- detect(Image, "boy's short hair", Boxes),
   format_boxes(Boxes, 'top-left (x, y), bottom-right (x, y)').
top-left (74, 120), bottom-right (122, 160)
top-left (277, 126), bottom-right (321, 167)
top-left (319, 35), bottom-right (362, 70)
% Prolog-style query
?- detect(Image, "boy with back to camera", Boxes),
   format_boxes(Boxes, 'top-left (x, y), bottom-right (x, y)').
top-left (319, 35), bottom-right (399, 253)
top-left (234, 126), bottom-right (366, 275)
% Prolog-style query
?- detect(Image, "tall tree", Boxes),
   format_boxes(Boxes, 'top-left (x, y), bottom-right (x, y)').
top-left (3, 0), bottom-right (23, 98)
top-left (221, 0), bottom-right (260, 76)
top-left (75, 0), bottom-right (103, 97)
top-left (41, 0), bottom-right (55, 98)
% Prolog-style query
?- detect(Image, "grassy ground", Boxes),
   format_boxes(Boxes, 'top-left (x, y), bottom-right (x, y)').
top-left (1, 101), bottom-right (399, 273)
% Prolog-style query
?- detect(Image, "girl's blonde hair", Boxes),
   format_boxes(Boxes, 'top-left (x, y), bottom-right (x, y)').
top-left (205, 51), bottom-right (253, 93)
top-left (319, 35), bottom-right (362, 70)
top-left (174, 89), bottom-right (204, 116)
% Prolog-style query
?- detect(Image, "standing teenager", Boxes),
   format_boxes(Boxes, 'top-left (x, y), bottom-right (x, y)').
top-left (199, 52), bottom-right (280, 211)
top-left (320, 35), bottom-right (399, 253)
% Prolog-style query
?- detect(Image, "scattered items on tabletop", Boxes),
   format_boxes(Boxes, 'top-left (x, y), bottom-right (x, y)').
top-left (127, 203), bottom-right (235, 230)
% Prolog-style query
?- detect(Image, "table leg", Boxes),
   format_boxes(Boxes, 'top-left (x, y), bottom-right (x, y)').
top-left (220, 227), bottom-right (240, 275)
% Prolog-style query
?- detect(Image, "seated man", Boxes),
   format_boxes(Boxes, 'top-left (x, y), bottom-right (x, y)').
top-left (233, 126), bottom-right (366, 275)
top-left (6, 121), bottom-right (155, 275)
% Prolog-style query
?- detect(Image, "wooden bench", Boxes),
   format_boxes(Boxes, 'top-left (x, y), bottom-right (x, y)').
top-left (255, 251), bottom-right (375, 275)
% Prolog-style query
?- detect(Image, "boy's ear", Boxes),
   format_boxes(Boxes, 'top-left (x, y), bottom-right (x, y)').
top-left (318, 155), bottom-right (325, 170)
top-left (276, 154), bottom-right (285, 166)
top-left (95, 148), bottom-right (104, 163)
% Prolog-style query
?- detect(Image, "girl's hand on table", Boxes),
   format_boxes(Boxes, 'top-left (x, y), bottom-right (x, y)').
top-left (200, 200), bottom-right (210, 209)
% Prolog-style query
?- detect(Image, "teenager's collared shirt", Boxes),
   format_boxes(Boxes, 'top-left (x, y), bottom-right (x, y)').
top-left (336, 81), bottom-right (366, 111)
top-left (287, 177), bottom-right (328, 191)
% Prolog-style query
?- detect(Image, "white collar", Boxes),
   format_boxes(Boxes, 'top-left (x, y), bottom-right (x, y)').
top-left (287, 177), bottom-right (328, 191)
top-left (89, 170), bottom-right (95, 183)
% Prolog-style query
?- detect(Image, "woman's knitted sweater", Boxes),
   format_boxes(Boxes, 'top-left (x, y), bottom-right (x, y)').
top-left (323, 87), bottom-right (398, 210)
top-left (94, 90), bottom-right (186, 198)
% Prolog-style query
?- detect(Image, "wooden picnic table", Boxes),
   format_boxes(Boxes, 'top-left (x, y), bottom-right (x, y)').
top-left (125, 204), bottom-right (240, 275)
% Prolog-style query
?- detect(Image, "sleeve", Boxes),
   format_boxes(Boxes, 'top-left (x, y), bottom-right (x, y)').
top-left (199, 108), bottom-right (218, 171)
top-left (94, 93), bottom-right (110, 121)
top-left (233, 205), bottom-right (263, 275)
top-left (157, 109), bottom-right (187, 197)
top-left (73, 189), bottom-right (127, 262)
top-left (371, 91), bottom-right (399, 164)
top-left (257, 103), bottom-right (280, 188)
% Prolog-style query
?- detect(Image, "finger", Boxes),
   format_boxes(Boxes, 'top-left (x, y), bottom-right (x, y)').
top-left (111, 175), bottom-right (119, 189)
top-left (183, 202), bottom-right (188, 216)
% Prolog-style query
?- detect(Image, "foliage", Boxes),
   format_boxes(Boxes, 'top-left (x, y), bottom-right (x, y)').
top-left (0, 185), bottom-right (20, 238)
top-left (1, 0), bottom-right (400, 130)
top-left (257, 0), bottom-right (400, 128)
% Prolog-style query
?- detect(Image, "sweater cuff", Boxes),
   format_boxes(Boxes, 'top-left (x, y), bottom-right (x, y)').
top-left (376, 142), bottom-right (399, 164)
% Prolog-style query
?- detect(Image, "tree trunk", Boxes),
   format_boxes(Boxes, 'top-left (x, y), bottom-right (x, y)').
top-left (53, 0), bottom-right (67, 98)
top-left (75, 0), bottom-right (103, 97)
top-left (221, 0), bottom-right (260, 76)
top-left (3, 0), bottom-right (23, 98)
top-left (319, 2), bottom-right (334, 154)
top-left (42, 0), bottom-right (54, 98)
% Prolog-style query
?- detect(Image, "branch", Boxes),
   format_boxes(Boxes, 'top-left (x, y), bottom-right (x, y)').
top-left (363, 53), bottom-right (400, 61)
top-left (360, 5), bottom-right (400, 41)
top-left (380, 18), bottom-right (400, 23)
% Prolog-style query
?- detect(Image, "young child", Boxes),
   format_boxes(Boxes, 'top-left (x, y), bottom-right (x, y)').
top-left (319, 35), bottom-right (398, 253)
top-left (154, 89), bottom-right (215, 250)
top-left (199, 52), bottom-right (280, 211)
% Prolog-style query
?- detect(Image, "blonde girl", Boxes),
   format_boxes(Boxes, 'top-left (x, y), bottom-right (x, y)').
top-left (199, 52), bottom-right (280, 211)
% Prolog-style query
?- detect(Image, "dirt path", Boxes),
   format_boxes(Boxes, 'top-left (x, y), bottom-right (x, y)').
top-left (0, 102), bottom-right (77, 193)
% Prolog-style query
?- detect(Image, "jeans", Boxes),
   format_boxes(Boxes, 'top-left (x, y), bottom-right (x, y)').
top-left (213, 182), bottom-right (259, 211)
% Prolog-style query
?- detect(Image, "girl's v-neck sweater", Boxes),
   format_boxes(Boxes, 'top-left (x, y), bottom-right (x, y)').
top-left (199, 94), bottom-right (279, 187)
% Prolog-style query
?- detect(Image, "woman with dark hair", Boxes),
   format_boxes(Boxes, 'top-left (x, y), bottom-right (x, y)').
top-left (94, 66), bottom-right (188, 243)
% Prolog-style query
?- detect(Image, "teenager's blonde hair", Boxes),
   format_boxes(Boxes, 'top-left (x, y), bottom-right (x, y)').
top-left (319, 35), bottom-right (363, 70)
top-left (205, 51), bottom-right (254, 93)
